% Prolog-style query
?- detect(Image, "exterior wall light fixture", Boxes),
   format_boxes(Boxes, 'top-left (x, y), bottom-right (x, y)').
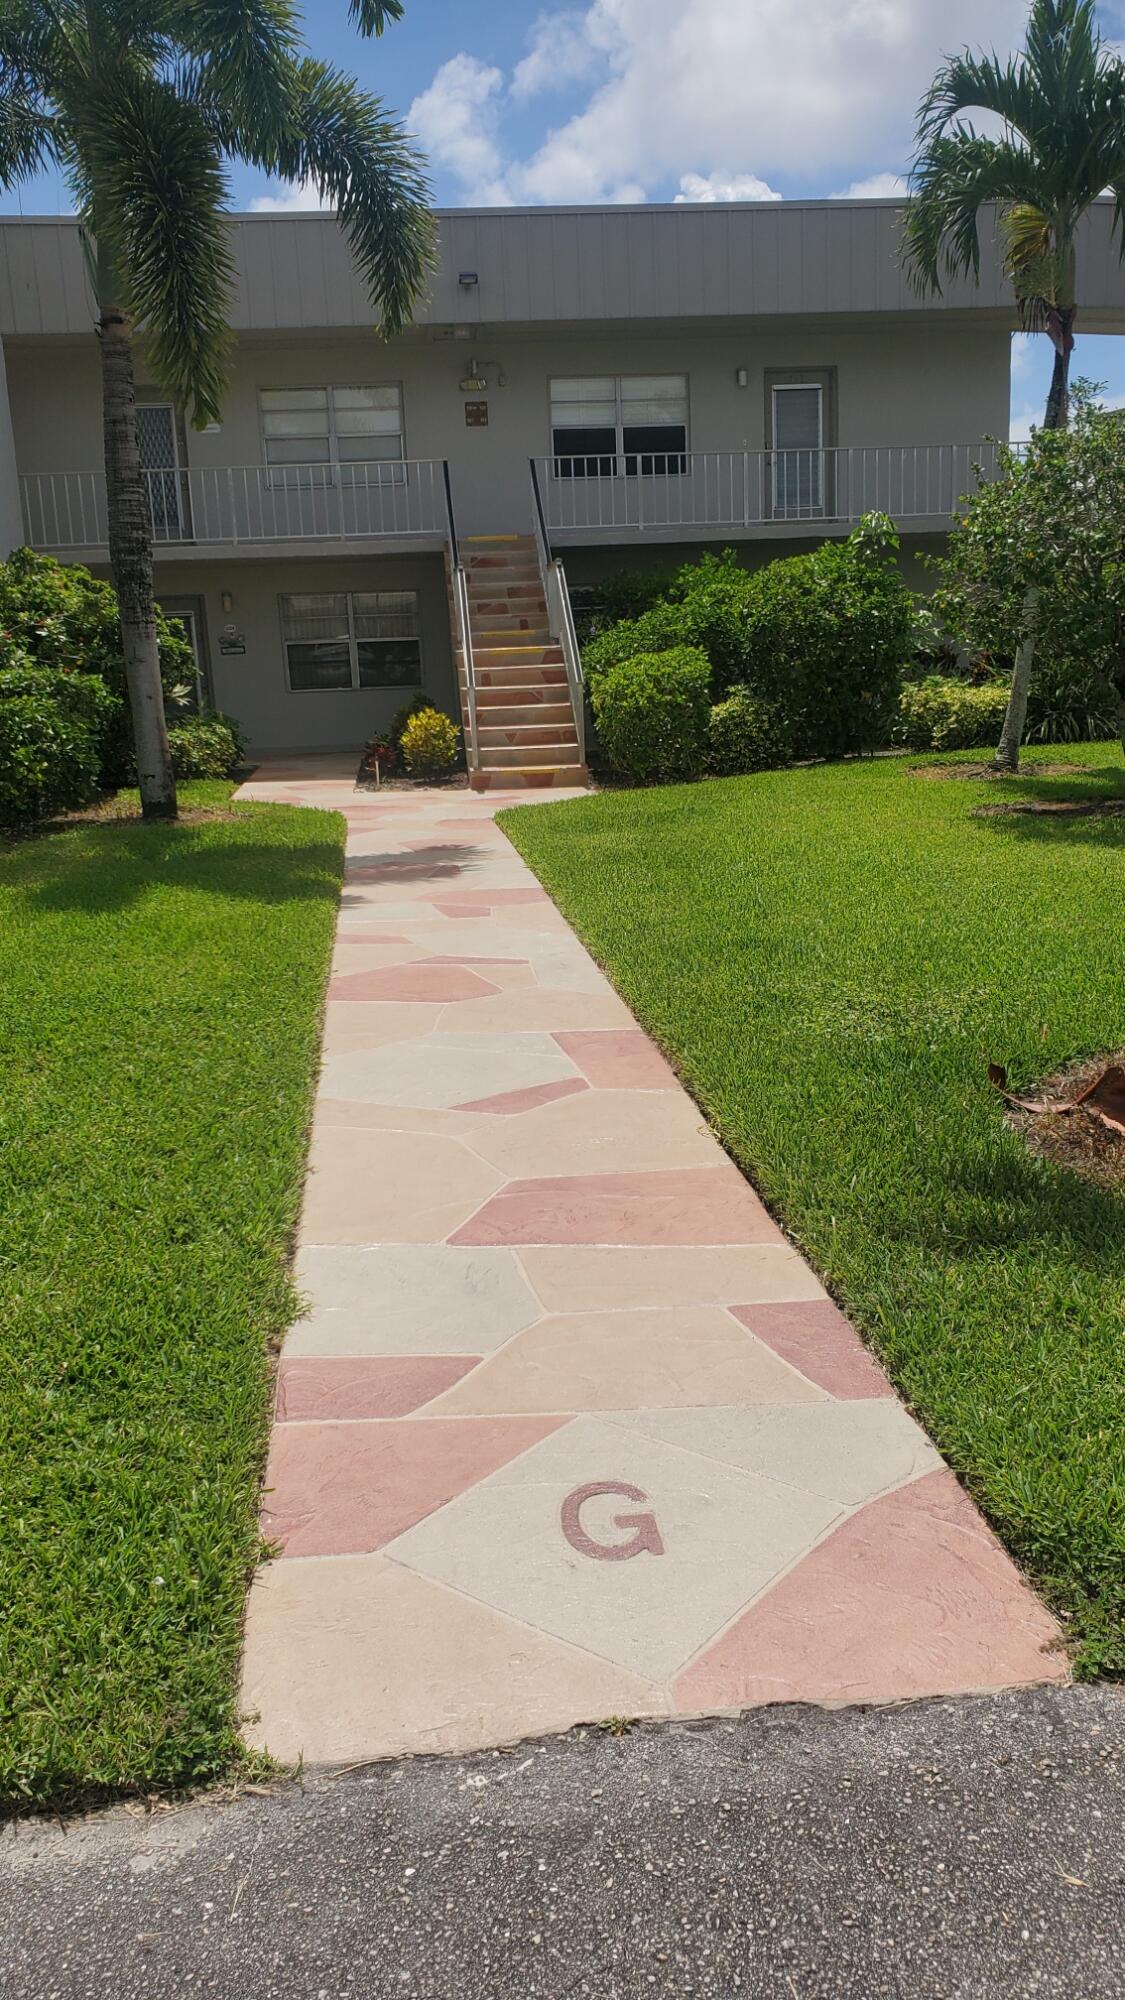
top-left (736, 367), bottom-right (748, 388)
top-left (458, 271), bottom-right (479, 289)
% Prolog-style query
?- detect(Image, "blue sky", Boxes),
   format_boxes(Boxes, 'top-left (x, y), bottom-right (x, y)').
top-left (5, 0), bottom-right (1124, 433)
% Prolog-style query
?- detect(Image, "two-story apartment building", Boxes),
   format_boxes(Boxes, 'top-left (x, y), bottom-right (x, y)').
top-left (2, 199), bottom-right (1124, 785)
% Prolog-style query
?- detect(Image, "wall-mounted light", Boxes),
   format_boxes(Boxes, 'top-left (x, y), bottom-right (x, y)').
top-left (458, 271), bottom-right (479, 289)
top-left (459, 356), bottom-right (489, 391)
top-left (736, 367), bottom-right (748, 389)
top-left (220, 589), bottom-right (234, 613)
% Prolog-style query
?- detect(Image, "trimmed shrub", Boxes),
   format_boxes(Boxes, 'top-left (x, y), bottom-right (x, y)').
top-left (390, 689), bottom-right (436, 748)
top-left (583, 601), bottom-right (696, 688)
top-left (0, 548), bottom-right (195, 783)
top-left (165, 711), bottom-right (246, 780)
top-left (894, 675), bottom-right (1011, 751)
top-left (591, 646), bottom-right (711, 782)
top-left (708, 686), bottom-right (793, 775)
top-left (400, 706), bottom-right (461, 779)
top-left (583, 552), bottom-right (755, 701)
top-left (0, 662), bottom-right (118, 826)
top-left (739, 524), bottom-right (914, 759)
top-left (576, 566), bottom-right (676, 640)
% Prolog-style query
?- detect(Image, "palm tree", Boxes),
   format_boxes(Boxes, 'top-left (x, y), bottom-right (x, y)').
top-left (903, 0), bottom-right (1125, 770)
top-left (0, 1), bottom-right (433, 818)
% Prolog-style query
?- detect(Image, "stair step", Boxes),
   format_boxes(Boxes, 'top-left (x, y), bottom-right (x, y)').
top-left (468, 583), bottom-right (546, 601)
top-left (478, 724), bottom-right (579, 751)
top-left (474, 643), bottom-right (563, 665)
top-left (470, 764), bottom-right (589, 793)
top-left (469, 667), bottom-right (568, 689)
top-left (474, 700), bottom-right (574, 725)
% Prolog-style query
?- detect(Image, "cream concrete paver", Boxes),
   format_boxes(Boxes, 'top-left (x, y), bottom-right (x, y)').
top-left (425, 1307), bottom-right (826, 1414)
top-left (239, 761), bottom-right (1067, 1772)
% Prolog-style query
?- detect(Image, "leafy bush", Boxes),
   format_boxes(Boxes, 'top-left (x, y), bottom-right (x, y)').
top-left (583, 551), bottom-right (755, 701)
top-left (400, 706), bottom-right (461, 779)
top-left (929, 396), bottom-right (1125, 759)
top-left (0, 548), bottom-right (195, 783)
top-left (575, 566), bottom-right (675, 641)
top-left (165, 711), bottom-right (246, 780)
top-left (708, 686), bottom-right (793, 775)
top-left (1024, 658), bottom-right (1118, 744)
top-left (739, 518), bottom-right (915, 757)
top-left (390, 689), bottom-right (436, 748)
top-left (894, 675), bottom-right (1010, 751)
top-left (0, 662), bottom-right (118, 826)
top-left (583, 601), bottom-right (696, 687)
top-left (591, 646), bottom-right (711, 782)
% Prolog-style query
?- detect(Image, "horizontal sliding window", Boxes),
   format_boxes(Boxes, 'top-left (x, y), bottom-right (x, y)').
top-left (261, 386), bottom-right (405, 483)
top-left (281, 589), bottom-right (421, 692)
top-left (550, 374), bottom-right (688, 477)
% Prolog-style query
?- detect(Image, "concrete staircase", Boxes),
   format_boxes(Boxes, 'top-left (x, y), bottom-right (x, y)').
top-left (459, 536), bottom-right (587, 791)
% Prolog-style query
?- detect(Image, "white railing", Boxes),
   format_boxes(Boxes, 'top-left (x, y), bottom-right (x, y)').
top-left (452, 558), bottom-right (479, 772)
top-left (529, 459), bottom-right (586, 767)
top-left (20, 459), bottom-right (450, 550)
top-left (531, 443), bottom-right (1005, 536)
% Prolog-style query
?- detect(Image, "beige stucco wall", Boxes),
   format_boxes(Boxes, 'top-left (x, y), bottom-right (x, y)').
top-left (142, 552), bottom-right (455, 754)
top-left (6, 318), bottom-right (1012, 540)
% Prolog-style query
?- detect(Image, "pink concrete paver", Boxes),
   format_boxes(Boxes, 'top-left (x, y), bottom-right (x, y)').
top-left (237, 757), bottom-right (1067, 1769)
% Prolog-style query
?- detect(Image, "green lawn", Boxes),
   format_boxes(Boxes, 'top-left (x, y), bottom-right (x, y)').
top-left (503, 746), bottom-right (1125, 1675)
top-left (0, 784), bottom-right (344, 1811)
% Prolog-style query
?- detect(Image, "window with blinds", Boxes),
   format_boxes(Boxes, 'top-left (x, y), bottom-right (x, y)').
top-left (280, 590), bottom-right (422, 691)
top-left (549, 375), bottom-right (689, 476)
top-left (260, 387), bottom-right (405, 483)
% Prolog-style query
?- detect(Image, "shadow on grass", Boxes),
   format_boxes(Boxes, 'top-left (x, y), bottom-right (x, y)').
top-left (7, 816), bottom-right (345, 916)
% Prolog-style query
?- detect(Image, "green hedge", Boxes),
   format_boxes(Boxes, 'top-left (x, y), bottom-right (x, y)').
top-left (0, 549), bottom-right (195, 785)
top-left (583, 519), bottom-right (915, 762)
top-left (0, 663), bottom-right (119, 827)
top-left (591, 646), bottom-right (712, 782)
top-left (895, 676), bottom-right (1011, 751)
top-left (708, 686), bottom-right (793, 775)
top-left (166, 712), bottom-right (246, 780)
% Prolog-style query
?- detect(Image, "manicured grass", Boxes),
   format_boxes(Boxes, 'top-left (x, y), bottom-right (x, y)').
top-left (0, 784), bottom-right (344, 1810)
top-left (503, 747), bottom-right (1125, 1675)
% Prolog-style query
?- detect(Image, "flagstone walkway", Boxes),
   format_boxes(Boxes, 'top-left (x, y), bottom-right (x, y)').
top-left (237, 755), bottom-right (1066, 1765)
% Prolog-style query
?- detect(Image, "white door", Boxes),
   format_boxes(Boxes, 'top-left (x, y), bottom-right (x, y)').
top-left (772, 383), bottom-right (824, 517)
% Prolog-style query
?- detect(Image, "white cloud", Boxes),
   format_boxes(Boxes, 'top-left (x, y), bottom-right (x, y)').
top-left (250, 179), bottom-right (332, 214)
top-left (511, 10), bottom-right (603, 100)
top-left (411, 1), bottom-right (1029, 208)
top-left (675, 171), bottom-right (782, 203)
top-left (830, 173), bottom-right (908, 199)
top-left (407, 54), bottom-right (509, 205)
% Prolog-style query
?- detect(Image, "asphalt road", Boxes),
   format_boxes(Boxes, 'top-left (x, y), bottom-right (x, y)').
top-left (2, 1686), bottom-right (1123, 1999)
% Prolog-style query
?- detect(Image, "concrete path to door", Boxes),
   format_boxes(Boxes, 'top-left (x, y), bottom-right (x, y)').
top-left (237, 755), bottom-right (1066, 1766)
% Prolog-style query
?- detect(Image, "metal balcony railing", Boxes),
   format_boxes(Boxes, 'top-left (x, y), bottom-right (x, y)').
top-left (19, 459), bottom-right (450, 551)
top-left (531, 443), bottom-right (1006, 536)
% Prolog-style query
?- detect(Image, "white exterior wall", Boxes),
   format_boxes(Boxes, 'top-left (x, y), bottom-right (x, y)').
top-left (5, 318), bottom-right (1012, 539)
top-left (146, 552), bottom-right (455, 754)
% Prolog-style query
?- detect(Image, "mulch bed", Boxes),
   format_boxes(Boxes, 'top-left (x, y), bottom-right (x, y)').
top-left (1001, 1052), bottom-right (1125, 1191)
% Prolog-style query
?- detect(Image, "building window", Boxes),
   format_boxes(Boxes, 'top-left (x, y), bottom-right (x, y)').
top-left (280, 590), bottom-right (422, 691)
top-left (260, 386), bottom-right (405, 480)
top-left (549, 375), bottom-right (688, 476)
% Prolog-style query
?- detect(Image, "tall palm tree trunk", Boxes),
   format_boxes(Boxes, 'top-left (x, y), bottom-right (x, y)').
top-left (993, 308), bottom-right (1075, 773)
top-left (98, 300), bottom-right (177, 819)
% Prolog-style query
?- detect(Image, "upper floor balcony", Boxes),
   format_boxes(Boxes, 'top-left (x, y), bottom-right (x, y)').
top-left (19, 458), bottom-right (452, 559)
top-left (531, 442), bottom-right (1005, 542)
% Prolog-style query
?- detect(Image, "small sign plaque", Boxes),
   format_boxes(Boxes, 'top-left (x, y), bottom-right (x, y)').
top-left (464, 400), bottom-right (489, 427)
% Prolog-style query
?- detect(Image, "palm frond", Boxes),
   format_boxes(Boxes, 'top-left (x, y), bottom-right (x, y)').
top-left (347, 1), bottom-right (405, 34)
top-left (904, 135), bottom-right (1044, 292)
top-left (173, 0), bottom-right (301, 152)
top-left (0, 74), bottom-right (59, 187)
top-left (273, 58), bottom-right (434, 337)
top-left (79, 69), bottom-right (234, 425)
top-left (917, 50), bottom-right (1042, 152)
